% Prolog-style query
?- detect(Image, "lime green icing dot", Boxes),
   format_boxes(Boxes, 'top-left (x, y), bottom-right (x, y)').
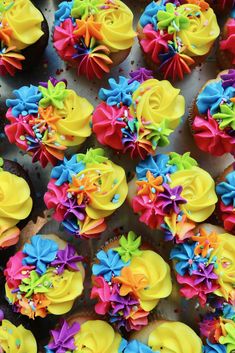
top-left (71, 0), bottom-right (103, 19)
top-left (114, 231), bottom-right (142, 263)
top-left (146, 121), bottom-right (173, 149)
top-left (213, 103), bottom-right (235, 130)
top-left (19, 270), bottom-right (51, 297)
top-left (15, 338), bottom-right (21, 347)
top-left (77, 148), bottom-right (108, 165)
top-left (39, 81), bottom-right (67, 110)
top-left (157, 3), bottom-right (190, 34)
top-left (168, 152), bottom-right (198, 170)
top-left (219, 323), bottom-right (235, 352)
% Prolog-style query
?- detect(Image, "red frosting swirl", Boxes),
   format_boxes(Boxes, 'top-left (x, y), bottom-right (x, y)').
top-left (44, 179), bottom-right (68, 222)
top-left (219, 201), bottom-right (235, 234)
top-left (53, 18), bottom-right (77, 61)
top-left (220, 18), bottom-right (235, 65)
top-left (132, 194), bottom-right (164, 229)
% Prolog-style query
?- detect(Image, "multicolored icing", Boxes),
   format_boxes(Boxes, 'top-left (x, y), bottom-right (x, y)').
top-left (192, 70), bottom-right (235, 156)
top-left (45, 319), bottom-right (126, 353)
top-left (200, 304), bottom-right (235, 353)
top-left (0, 0), bottom-right (44, 76)
top-left (44, 148), bottom-right (128, 239)
top-left (138, 0), bottom-right (220, 80)
top-left (130, 152), bottom-right (217, 242)
top-left (0, 158), bottom-right (32, 249)
top-left (170, 224), bottom-right (235, 306)
top-left (92, 71), bottom-right (185, 159)
top-left (5, 77), bottom-right (93, 167)
top-left (53, 0), bottom-right (135, 79)
top-left (91, 231), bottom-right (172, 331)
top-left (4, 234), bottom-right (85, 318)
top-left (219, 8), bottom-right (235, 67)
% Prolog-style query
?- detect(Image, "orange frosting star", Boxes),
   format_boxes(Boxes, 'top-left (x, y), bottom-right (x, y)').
top-left (30, 106), bottom-right (61, 132)
top-left (164, 213), bottom-right (196, 241)
top-left (137, 172), bottom-right (164, 201)
top-left (113, 267), bottom-right (148, 297)
top-left (0, 19), bottom-right (12, 45)
top-left (19, 294), bottom-right (50, 319)
top-left (68, 174), bottom-right (98, 205)
top-left (192, 228), bottom-right (219, 257)
top-left (73, 16), bottom-right (103, 47)
top-left (186, 0), bottom-right (209, 11)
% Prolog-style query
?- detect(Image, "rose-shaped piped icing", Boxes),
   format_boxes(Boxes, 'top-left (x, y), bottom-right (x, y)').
top-left (45, 318), bottom-right (126, 353)
top-left (91, 231), bottom-right (172, 332)
top-left (44, 148), bottom-right (128, 239)
top-left (192, 70), bottom-right (235, 156)
top-left (0, 160), bottom-right (32, 248)
top-left (171, 224), bottom-right (235, 306)
top-left (0, 0), bottom-right (44, 76)
top-left (129, 152), bottom-right (217, 242)
top-left (5, 78), bottom-right (93, 167)
top-left (4, 234), bottom-right (85, 318)
top-left (0, 319), bottom-right (37, 353)
top-left (92, 71), bottom-right (185, 159)
top-left (220, 13), bottom-right (235, 68)
top-left (138, 1), bottom-right (219, 80)
top-left (53, 0), bottom-right (135, 79)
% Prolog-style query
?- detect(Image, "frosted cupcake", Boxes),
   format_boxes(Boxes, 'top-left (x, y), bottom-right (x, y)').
top-left (170, 223), bottom-right (235, 307)
top-left (4, 234), bottom-right (85, 319)
top-left (128, 152), bottom-right (217, 242)
top-left (137, 0), bottom-right (220, 80)
top-left (91, 231), bottom-right (172, 332)
top-left (190, 70), bottom-right (235, 156)
top-left (44, 148), bottom-right (128, 239)
top-left (5, 77), bottom-right (93, 167)
top-left (53, 0), bottom-right (136, 79)
top-left (218, 8), bottom-right (235, 69)
top-left (92, 69), bottom-right (185, 159)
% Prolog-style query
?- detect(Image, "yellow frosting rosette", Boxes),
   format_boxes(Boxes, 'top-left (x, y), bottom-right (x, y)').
top-left (170, 166), bottom-right (217, 222)
top-left (130, 79), bottom-right (185, 130)
top-left (5, 0), bottom-right (44, 50)
top-left (0, 319), bottom-right (37, 353)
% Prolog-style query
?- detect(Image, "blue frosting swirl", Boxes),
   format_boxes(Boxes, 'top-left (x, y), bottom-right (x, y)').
top-left (203, 339), bottom-right (226, 353)
top-left (124, 340), bottom-right (155, 353)
top-left (196, 81), bottom-right (235, 115)
top-left (119, 338), bottom-right (128, 353)
top-left (55, 1), bottom-right (73, 26)
top-left (136, 154), bottom-right (177, 182)
top-left (22, 235), bottom-right (58, 274)
top-left (99, 76), bottom-right (140, 107)
top-left (223, 304), bottom-right (235, 319)
top-left (6, 85), bottom-right (42, 117)
top-left (216, 170), bottom-right (235, 207)
top-left (51, 155), bottom-right (85, 186)
top-left (140, 1), bottom-right (165, 29)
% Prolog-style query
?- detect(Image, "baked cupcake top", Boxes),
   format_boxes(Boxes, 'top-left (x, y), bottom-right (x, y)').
top-left (45, 318), bottom-right (126, 353)
top-left (91, 231), bottom-right (172, 332)
top-left (44, 148), bottom-right (128, 239)
top-left (220, 8), bottom-right (235, 67)
top-left (0, 158), bottom-right (32, 249)
top-left (92, 70), bottom-right (185, 159)
top-left (129, 152), bottom-right (217, 241)
top-left (5, 77), bottom-right (93, 167)
top-left (138, 0), bottom-right (220, 80)
top-left (53, 0), bottom-right (136, 79)
top-left (200, 304), bottom-right (235, 353)
top-left (192, 70), bottom-right (235, 156)
top-left (4, 234), bottom-right (85, 319)
top-left (170, 223), bottom-right (235, 307)
top-left (0, 0), bottom-right (44, 76)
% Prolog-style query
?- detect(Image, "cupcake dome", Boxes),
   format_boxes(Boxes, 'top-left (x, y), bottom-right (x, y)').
top-left (4, 77), bottom-right (93, 167)
top-left (53, 0), bottom-right (136, 79)
top-left (4, 234), bottom-right (85, 319)
top-left (170, 223), bottom-right (235, 307)
top-left (128, 152), bottom-right (217, 242)
top-left (91, 231), bottom-right (172, 332)
top-left (191, 70), bottom-right (235, 156)
top-left (0, 0), bottom-right (48, 77)
top-left (92, 70), bottom-right (185, 159)
top-left (44, 148), bottom-right (128, 239)
top-left (138, 1), bottom-right (220, 80)
top-left (218, 9), bottom-right (235, 69)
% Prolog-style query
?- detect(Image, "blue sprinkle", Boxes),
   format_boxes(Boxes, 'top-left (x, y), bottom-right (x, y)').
top-left (151, 187), bottom-right (156, 193)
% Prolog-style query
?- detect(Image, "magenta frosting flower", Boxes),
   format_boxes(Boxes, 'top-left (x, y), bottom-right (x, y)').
top-left (53, 18), bottom-right (77, 61)
top-left (47, 319), bottom-right (80, 353)
top-left (90, 276), bottom-right (112, 315)
top-left (158, 184), bottom-right (186, 214)
top-left (51, 244), bottom-right (83, 275)
top-left (4, 252), bottom-right (35, 289)
top-left (132, 194), bottom-right (164, 229)
top-left (44, 180), bottom-right (69, 222)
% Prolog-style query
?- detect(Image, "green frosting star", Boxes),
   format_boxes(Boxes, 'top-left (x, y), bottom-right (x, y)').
top-left (39, 81), bottom-right (67, 110)
top-left (213, 103), bottom-right (235, 130)
top-left (168, 152), bottom-right (198, 170)
top-left (146, 121), bottom-right (173, 149)
top-left (71, 0), bottom-right (103, 19)
top-left (219, 323), bottom-right (235, 353)
top-left (19, 270), bottom-right (51, 298)
top-left (77, 148), bottom-right (108, 165)
top-left (114, 231), bottom-right (142, 263)
top-left (0, 1), bottom-right (14, 13)
top-left (157, 3), bottom-right (190, 34)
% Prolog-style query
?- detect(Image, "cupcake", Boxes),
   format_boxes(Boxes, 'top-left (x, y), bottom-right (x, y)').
top-left (90, 231), bottom-right (172, 332)
top-left (217, 9), bottom-right (235, 69)
top-left (200, 303), bottom-right (235, 353)
top-left (206, 0), bottom-right (234, 14)
top-left (137, 0), bottom-right (220, 80)
top-left (216, 163), bottom-right (235, 234)
top-left (44, 148), bottom-right (128, 239)
top-left (0, 0), bottom-right (49, 77)
top-left (190, 70), bottom-right (235, 156)
top-left (52, 0), bottom-right (136, 79)
top-left (170, 223), bottom-right (235, 307)
top-left (4, 77), bottom-right (93, 167)
top-left (92, 69), bottom-right (185, 159)
top-left (128, 152), bottom-right (217, 242)
top-left (128, 320), bottom-right (203, 353)
top-left (45, 315), bottom-right (126, 353)
top-left (4, 233), bottom-right (85, 319)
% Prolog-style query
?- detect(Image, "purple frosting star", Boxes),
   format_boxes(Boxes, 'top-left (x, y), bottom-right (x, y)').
top-left (62, 198), bottom-right (86, 221)
top-left (128, 67), bottom-right (154, 84)
top-left (158, 184), bottom-right (187, 214)
top-left (192, 263), bottom-right (218, 290)
top-left (51, 244), bottom-right (83, 274)
top-left (39, 77), bottom-right (68, 88)
top-left (110, 285), bottom-right (139, 317)
top-left (47, 320), bottom-right (80, 353)
top-left (221, 69), bottom-right (235, 88)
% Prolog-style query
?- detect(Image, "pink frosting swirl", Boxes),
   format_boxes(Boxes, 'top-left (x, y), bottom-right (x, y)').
top-left (132, 195), bottom-right (164, 229)
top-left (53, 18), bottom-right (77, 61)
top-left (219, 201), bottom-right (235, 234)
top-left (44, 179), bottom-right (68, 222)
top-left (220, 18), bottom-right (235, 65)
top-left (4, 252), bottom-right (34, 289)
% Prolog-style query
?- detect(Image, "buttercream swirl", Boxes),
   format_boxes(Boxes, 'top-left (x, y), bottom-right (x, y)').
top-left (216, 170), bottom-right (235, 207)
